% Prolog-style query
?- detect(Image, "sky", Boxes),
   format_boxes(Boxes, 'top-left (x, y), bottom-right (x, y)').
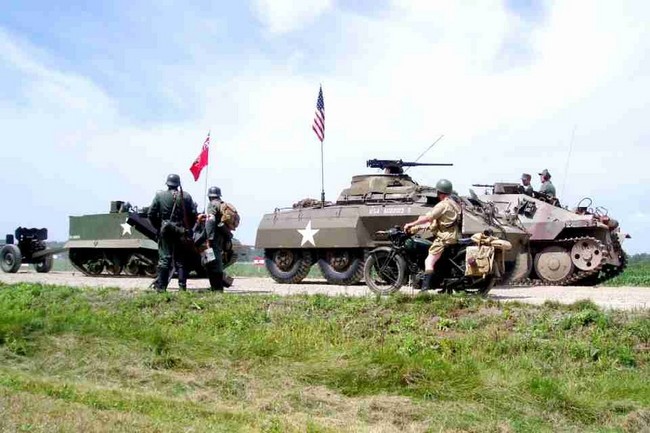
top-left (1, 0), bottom-right (649, 254)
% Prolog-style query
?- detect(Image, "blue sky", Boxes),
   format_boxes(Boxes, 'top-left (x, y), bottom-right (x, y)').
top-left (1, 0), bottom-right (649, 254)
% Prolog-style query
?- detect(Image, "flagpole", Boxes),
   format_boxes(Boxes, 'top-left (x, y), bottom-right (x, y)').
top-left (203, 130), bottom-right (210, 213)
top-left (320, 139), bottom-right (325, 207)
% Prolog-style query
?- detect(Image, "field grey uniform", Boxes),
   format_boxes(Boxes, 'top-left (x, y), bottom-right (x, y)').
top-left (538, 169), bottom-right (556, 198)
top-left (148, 174), bottom-right (196, 291)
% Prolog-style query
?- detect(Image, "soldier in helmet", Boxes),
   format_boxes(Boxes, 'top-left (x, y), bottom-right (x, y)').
top-left (538, 169), bottom-right (556, 198)
top-left (403, 178), bottom-right (461, 290)
top-left (520, 173), bottom-right (533, 195)
top-left (148, 174), bottom-right (197, 292)
top-left (204, 186), bottom-right (226, 291)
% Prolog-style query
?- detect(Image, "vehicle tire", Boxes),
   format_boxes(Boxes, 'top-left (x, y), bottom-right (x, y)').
top-left (317, 249), bottom-right (365, 285)
top-left (0, 245), bottom-right (22, 273)
top-left (34, 254), bottom-right (53, 273)
top-left (265, 249), bottom-right (312, 284)
top-left (363, 247), bottom-right (407, 295)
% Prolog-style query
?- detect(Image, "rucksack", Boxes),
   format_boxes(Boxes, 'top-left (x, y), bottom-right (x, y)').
top-left (220, 202), bottom-right (240, 231)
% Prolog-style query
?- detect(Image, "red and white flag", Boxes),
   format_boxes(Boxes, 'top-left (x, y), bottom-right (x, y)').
top-left (189, 132), bottom-right (210, 181)
top-left (312, 86), bottom-right (325, 142)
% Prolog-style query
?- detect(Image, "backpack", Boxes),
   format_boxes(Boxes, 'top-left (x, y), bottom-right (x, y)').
top-left (220, 202), bottom-right (240, 231)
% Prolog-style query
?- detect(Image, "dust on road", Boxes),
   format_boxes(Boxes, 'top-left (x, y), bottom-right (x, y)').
top-left (1, 270), bottom-right (648, 310)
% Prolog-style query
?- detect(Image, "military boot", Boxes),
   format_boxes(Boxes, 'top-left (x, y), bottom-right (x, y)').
top-left (209, 272), bottom-right (224, 292)
top-left (177, 267), bottom-right (187, 291)
top-left (154, 267), bottom-right (170, 293)
top-left (421, 272), bottom-right (434, 291)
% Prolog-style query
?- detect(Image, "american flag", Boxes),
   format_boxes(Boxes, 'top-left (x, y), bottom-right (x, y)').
top-left (312, 86), bottom-right (325, 142)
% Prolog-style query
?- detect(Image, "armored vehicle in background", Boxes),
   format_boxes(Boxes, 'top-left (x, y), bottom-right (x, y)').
top-left (66, 201), bottom-right (239, 279)
top-left (472, 182), bottom-right (629, 285)
top-left (1, 227), bottom-right (63, 273)
top-left (65, 201), bottom-right (159, 276)
top-left (255, 159), bottom-right (531, 285)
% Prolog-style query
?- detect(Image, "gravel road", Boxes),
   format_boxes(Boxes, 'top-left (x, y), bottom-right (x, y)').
top-left (1, 270), bottom-right (648, 310)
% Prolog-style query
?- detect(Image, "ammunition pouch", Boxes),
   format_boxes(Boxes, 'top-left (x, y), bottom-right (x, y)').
top-left (160, 220), bottom-right (187, 239)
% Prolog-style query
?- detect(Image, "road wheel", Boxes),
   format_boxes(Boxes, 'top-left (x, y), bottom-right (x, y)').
top-left (124, 255), bottom-right (140, 276)
top-left (363, 247), bottom-right (407, 295)
top-left (0, 245), bottom-right (22, 273)
top-left (317, 249), bottom-right (365, 285)
top-left (265, 249), bottom-right (312, 284)
top-left (34, 255), bottom-right (53, 273)
top-left (534, 246), bottom-right (574, 283)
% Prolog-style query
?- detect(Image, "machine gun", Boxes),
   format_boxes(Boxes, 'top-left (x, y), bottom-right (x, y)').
top-left (366, 159), bottom-right (453, 174)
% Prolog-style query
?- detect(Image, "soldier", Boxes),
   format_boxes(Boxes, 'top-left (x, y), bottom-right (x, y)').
top-left (538, 169), bottom-right (556, 198)
top-left (148, 174), bottom-right (197, 292)
top-left (520, 173), bottom-right (533, 195)
top-left (403, 179), bottom-right (461, 290)
top-left (204, 186), bottom-right (227, 291)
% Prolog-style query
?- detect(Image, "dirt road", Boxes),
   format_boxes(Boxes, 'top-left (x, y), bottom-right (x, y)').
top-left (1, 270), bottom-right (648, 310)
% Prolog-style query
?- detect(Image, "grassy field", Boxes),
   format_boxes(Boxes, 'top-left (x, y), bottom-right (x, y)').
top-left (603, 262), bottom-right (650, 287)
top-left (0, 283), bottom-right (648, 432)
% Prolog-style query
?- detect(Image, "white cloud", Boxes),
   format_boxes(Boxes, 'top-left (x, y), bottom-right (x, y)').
top-left (1, 1), bottom-right (649, 256)
top-left (251, 0), bottom-right (332, 34)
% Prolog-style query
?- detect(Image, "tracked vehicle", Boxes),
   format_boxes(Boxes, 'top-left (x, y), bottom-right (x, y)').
top-left (472, 183), bottom-right (629, 285)
top-left (66, 201), bottom-right (238, 280)
top-left (65, 201), bottom-right (159, 276)
top-left (255, 159), bottom-right (530, 285)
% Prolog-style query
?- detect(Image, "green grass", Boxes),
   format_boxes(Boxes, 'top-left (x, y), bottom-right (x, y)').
top-left (0, 283), bottom-right (647, 432)
top-left (604, 262), bottom-right (650, 287)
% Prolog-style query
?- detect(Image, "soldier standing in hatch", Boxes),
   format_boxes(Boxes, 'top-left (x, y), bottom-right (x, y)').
top-left (204, 186), bottom-right (227, 291)
top-left (403, 179), bottom-right (461, 291)
top-left (148, 174), bottom-right (197, 292)
top-left (538, 169), bottom-right (556, 198)
top-left (520, 173), bottom-right (534, 195)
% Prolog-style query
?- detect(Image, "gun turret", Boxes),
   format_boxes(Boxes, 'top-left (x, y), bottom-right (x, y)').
top-left (366, 159), bottom-right (453, 174)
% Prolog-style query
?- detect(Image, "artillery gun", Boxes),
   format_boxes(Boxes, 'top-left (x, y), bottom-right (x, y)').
top-left (255, 159), bottom-right (530, 285)
top-left (0, 227), bottom-right (64, 273)
top-left (471, 182), bottom-right (629, 285)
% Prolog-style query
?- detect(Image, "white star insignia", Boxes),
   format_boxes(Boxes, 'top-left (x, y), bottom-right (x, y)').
top-left (120, 218), bottom-right (132, 236)
top-left (297, 220), bottom-right (319, 247)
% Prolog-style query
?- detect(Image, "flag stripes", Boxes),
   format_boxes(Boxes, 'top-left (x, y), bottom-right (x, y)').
top-left (312, 86), bottom-right (325, 142)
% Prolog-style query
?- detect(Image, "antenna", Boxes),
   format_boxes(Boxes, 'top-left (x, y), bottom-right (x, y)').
top-left (405, 134), bottom-right (444, 172)
top-left (560, 125), bottom-right (577, 197)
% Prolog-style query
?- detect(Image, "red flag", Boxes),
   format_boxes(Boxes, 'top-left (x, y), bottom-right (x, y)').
top-left (190, 132), bottom-right (210, 181)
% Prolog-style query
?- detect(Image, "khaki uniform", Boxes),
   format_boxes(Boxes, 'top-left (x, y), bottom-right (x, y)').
top-left (426, 197), bottom-right (461, 255)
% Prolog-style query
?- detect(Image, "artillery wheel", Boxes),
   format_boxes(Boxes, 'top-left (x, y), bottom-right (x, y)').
top-left (570, 238), bottom-right (605, 271)
top-left (534, 246), bottom-right (574, 283)
top-left (265, 249), bottom-right (312, 284)
top-left (317, 249), bottom-right (365, 285)
top-left (363, 247), bottom-right (407, 295)
top-left (0, 245), bottom-right (22, 273)
top-left (34, 255), bottom-right (53, 273)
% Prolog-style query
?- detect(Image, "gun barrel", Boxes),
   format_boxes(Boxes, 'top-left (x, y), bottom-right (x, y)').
top-left (472, 184), bottom-right (494, 188)
top-left (366, 159), bottom-right (453, 168)
top-left (126, 213), bottom-right (158, 242)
